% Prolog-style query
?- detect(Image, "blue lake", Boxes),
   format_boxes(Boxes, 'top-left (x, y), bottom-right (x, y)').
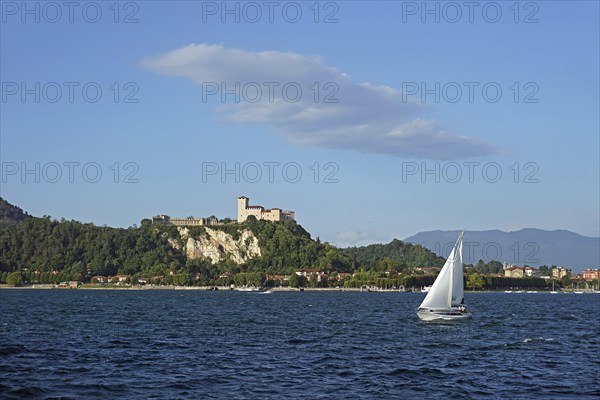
top-left (1, 290), bottom-right (599, 399)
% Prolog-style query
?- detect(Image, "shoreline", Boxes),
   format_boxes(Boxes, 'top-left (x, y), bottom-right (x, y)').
top-left (1, 284), bottom-right (597, 293)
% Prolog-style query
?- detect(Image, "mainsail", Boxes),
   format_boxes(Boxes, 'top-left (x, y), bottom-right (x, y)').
top-left (419, 231), bottom-right (464, 309)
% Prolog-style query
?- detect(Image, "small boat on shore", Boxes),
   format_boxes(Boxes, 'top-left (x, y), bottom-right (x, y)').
top-left (235, 287), bottom-right (262, 292)
top-left (236, 287), bottom-right (272, 293)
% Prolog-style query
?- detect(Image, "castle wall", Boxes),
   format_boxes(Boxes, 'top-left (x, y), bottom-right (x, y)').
top-left (237, 196), bottom-right (294, 223)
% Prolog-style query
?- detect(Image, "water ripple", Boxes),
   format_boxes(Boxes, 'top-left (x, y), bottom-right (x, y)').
top-left (0, 291), bottom-right (598, 399)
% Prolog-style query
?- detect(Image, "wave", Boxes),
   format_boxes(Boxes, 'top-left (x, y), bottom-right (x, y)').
top-left (523, 337), bottom-right (556, 343)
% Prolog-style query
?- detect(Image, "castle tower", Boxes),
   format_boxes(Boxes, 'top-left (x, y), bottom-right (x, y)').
top-left (237, 196), bottom-right (249, 222)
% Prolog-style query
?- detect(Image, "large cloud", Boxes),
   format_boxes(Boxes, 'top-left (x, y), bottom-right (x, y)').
top-left (142, 43), bottom-right (501, 160)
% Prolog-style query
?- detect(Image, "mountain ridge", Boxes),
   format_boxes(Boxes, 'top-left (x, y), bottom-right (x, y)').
top-left (405, 228), bottom-right (600, 272)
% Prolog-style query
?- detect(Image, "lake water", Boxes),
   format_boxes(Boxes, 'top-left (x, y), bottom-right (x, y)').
top-left (1, 290), bottom-right (599, 399)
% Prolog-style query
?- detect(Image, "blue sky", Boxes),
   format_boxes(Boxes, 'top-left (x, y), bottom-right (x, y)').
top-left (1, 1), bottom-right (599, 249)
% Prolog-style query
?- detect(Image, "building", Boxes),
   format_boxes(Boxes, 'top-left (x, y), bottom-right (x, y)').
top-left (416, 267), bottom-right (442, 275)
top-left (152, 215), bottom-right (219, 227)
top-left (504, 264), bottom-right (541, 278)
top-left (296, 268), bottom-right (328, 282)
top-left (504, 266), bottom-right (525, 278)
top-left (91, 276), bottom-right (107, 284)
top-left (524, 267), bottom-right (540, 277)
top-left (582, 269), bottom-right (600, 281)
top-left (335, 272), bottom-right (353, 281)
top-left (266, 275), bottom-right (288, 285)
top-left (552, 266), bottom-right (571, 279)
top-left (58, 281), bottom-right (79, 289)
top-left (110, 275), bottom-right (129, 284)
top-left (237, 196), bottom-right (295, 223)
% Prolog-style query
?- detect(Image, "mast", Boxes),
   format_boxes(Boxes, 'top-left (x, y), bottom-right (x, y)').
top-left (448, 247), bottom-right (454, 308)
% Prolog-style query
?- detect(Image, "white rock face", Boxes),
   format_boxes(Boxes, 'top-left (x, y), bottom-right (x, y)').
top-left (181, 227), bottom-right (261, 264)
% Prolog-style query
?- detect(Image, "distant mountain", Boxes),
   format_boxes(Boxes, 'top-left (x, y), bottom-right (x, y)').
top-left (0, 197), bottom-right (28, 227)
top-left (405, 229), bottom-right (600, 272)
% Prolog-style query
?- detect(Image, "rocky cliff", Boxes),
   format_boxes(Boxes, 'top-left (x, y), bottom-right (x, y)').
top-left (169, 227), bottom-right (261, 264)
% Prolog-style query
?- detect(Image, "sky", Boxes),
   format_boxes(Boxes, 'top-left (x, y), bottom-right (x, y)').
top-left (1, 1), bottom-right (599, 252)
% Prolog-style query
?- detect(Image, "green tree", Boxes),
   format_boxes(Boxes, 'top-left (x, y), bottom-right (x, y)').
top-left (288, 273), bottom-right (298, 287)
top-left (6, 271), bottom-right (23, 287)
top-left (289, 273), bottom-right (307, 288)
top-left (467, 272), bottom-right (484, 290)
top-left (173, 273), bottom-right (190, 286)
top-left (309, 273), bottom-right (319, 288)
top-left (560, 275), bottom-right (572, 288)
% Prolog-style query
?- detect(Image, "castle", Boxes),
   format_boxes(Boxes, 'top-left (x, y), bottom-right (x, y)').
top-left (152, 215), bottom-right (219, 227)
top-left (237, 196), bottom-right (295, 223)
top-left (152, 196), bottom-right (294, 226)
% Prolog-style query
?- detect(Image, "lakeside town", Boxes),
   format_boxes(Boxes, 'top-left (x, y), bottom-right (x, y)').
top-left (3, 265), bottom-right (600, 293)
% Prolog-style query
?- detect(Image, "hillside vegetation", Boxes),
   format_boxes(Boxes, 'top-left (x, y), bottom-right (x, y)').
top-left (0, 199), bottom-right (443, 286)
top-left (1, 198), bottom-right (543, 289)
top-left (0, 197), bottom-right (28, 227)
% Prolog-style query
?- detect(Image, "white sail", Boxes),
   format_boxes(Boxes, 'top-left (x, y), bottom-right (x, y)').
top-left (419, 231), bottom-right (464, 310)
top-left (450, 235), bottom-right (464, 306)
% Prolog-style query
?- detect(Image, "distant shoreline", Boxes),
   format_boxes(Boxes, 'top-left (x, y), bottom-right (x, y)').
top-left (0, 284), bottom-right (392, 292)
top-left (1, 284), bottom-right (597, 293)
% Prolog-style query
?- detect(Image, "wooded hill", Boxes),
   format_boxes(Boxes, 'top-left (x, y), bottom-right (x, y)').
top-left (0, 198), bottom-right (444, 285)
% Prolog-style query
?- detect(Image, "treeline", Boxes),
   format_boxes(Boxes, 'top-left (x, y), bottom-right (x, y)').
top-left (0, 270), bottom-right (82, 285)
top-left (465, 259), bottom-right (504, 275)
top-left (0, 216), bottom-right (185, 277)
top-left (465, 272), bottom-right (549, 290)
top-left (334, 272), bottom-right (435, 289)
top-left (341, 239), bottom-right (445, 272)
top-left (483, 276), bottom-right (548, 289)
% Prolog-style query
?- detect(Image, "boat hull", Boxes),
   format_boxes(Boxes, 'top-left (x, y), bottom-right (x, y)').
top-left (417, 308), bottom-right (472, 321)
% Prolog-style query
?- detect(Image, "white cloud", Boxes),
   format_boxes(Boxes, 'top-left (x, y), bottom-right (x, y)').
top-left (142, 43), bottom-right (501, 160)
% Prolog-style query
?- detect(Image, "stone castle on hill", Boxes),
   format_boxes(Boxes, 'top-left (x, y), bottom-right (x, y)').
top-left (237, 196), bottom-right (295, 223)
top-left (152, 196), bottom-right (294, 227)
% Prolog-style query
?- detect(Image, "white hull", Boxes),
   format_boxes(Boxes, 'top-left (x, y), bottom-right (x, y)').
top-left (235, 287), bottom-right (261, 292)
top-left (417, 308), bottom-right (472, 321)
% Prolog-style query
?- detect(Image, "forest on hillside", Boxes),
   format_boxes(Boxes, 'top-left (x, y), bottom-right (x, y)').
top-left (0, 198), bottom-right (543, 289)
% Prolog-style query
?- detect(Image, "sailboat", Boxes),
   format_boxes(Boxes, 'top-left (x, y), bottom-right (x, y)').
top-left (416, 230), bottom-right (472, 321)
